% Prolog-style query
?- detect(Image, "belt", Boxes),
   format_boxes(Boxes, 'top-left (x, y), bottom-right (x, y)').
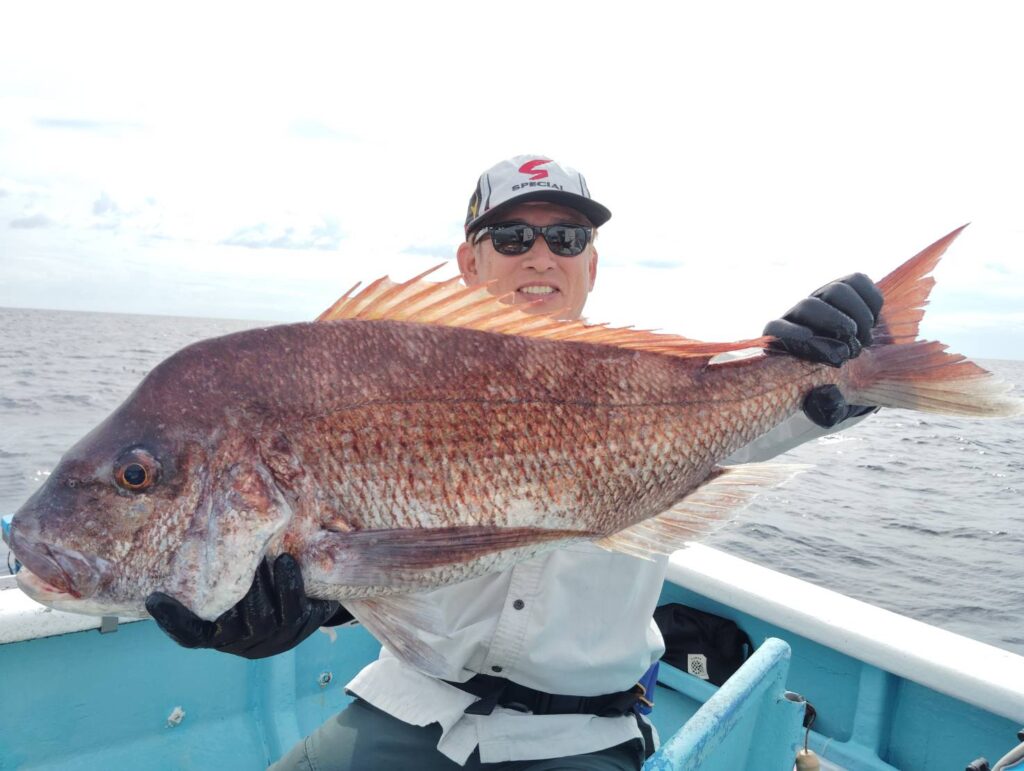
top-left (445, 673), bottom-right (653, 717)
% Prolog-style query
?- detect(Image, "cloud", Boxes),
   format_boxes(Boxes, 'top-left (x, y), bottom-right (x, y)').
top-left (289, 120), bottom-right (358, 141)
top-left (924, 310), bottom-right (1024, 331)
top-left (90, 191), bottom-right (123, 230)
top-left (10, 213), bottom-right (53, 229)
top-left (635, 259), bottom-right (684, 270)
top-left (222, 215), bottom-right (344, 250)
top-left (402, 244), bottom-right (456, 258)
top-left (984, 262), bottom-right (1010, 275)
top-left (33, 117), bottom-right (143, 133)
top-left (92, 192), bottom-right (119, 216)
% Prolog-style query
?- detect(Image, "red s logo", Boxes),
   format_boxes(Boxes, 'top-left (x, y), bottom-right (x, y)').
top-left (518, 159), bottom-right (551, 180)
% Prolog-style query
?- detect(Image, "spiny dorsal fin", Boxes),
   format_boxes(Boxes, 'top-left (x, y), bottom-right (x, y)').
top-left (316, 265), bottom-right (769, 359)
top-left (595, 463), bottom-right (811, 559)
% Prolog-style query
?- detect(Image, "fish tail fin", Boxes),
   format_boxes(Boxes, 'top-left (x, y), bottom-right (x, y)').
top-left (840, 225), bottom-right (1024, 417)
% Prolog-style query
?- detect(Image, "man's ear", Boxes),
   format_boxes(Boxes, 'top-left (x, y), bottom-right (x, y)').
top-left (457, 241), bottom-right (481, 285)
top-left (587, 248), bottom-right (598, 291)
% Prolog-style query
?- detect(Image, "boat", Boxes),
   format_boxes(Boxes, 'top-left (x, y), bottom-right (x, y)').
top-left (2, 517), bottom-right (1022, 770)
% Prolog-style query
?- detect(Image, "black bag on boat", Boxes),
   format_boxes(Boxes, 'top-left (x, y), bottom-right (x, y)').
top-left (654, 603), bottom-right (754, 687)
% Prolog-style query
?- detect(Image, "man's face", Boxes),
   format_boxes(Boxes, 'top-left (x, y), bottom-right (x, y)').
top-left (457, 202), bottom-right (598, 321)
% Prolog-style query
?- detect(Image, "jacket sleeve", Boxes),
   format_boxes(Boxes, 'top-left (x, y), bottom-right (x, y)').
top-left (722, 410), bottom-right (872, 464)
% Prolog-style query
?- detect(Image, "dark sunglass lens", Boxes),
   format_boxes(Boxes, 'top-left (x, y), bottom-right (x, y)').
top-left (491, 225), bottom-right (533, 255)
top-left (546, 226), bottom-right (587, 256)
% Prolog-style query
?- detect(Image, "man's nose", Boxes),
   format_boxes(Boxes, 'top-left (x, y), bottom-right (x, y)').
top-left (522, 239), bottom-right (557, 270)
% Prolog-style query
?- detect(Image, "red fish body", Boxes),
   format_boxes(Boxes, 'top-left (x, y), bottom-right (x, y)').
top-left (9, 227), bottom-right (1022, 672)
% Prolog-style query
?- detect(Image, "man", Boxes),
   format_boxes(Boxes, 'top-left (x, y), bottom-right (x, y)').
top-left (147, 155), bottom-right (882, 770)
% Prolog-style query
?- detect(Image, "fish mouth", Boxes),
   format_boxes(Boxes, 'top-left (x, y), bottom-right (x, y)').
top-left (15, 566), bottom-right (143, 618)
top-left (9, 526), bottom-right (106, 600)
top-left (16, 566), bottom-right (80, 604)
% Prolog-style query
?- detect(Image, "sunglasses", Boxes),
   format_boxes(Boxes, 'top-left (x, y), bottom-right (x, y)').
top-left (473, 222), bottom-right (593, 257)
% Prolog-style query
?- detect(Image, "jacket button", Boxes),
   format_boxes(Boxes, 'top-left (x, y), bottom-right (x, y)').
top-left (491, 665), bottom-right (503, 673)
top-left (513, 599), bottom-right (525, 610)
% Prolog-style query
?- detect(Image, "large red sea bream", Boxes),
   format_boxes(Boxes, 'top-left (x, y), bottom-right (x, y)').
top-left (9, 227), bottom-right (1022, 674)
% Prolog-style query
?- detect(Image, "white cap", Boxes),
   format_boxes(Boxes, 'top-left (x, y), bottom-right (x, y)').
top-left (464, 155), bottom-right (611, 235)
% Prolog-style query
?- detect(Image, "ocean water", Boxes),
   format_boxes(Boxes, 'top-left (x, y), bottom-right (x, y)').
top-left (1, 307), bottom-right (1022, 655)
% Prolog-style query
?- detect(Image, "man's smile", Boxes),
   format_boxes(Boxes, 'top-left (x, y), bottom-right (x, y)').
top-left (517, 283), bottom-right (560, 298)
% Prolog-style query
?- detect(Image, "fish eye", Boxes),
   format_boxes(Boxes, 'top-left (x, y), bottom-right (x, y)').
top-left (123, 464), bottom-right (147, 487)
top-left (114, 449), bottom-right (160, 492)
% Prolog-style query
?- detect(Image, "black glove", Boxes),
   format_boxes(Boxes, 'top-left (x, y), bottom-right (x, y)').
top-left (802, 384), bottom-right (878, 428)
top-left (764, 274), bottom-right (884, 428)
top-left (763, 273), bottom-right (883, 368)
top-left (146, 553), bottom-right (353, 659)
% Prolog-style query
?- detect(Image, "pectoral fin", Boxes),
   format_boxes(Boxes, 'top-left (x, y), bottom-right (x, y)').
top-left (596, 462), bottom-right (810, 559)
top-left (313, 524), bottom-right (590, 589)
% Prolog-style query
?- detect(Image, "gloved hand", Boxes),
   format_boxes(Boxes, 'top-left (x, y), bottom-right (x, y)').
top-left (763, 273), bottom-right (883, 368)
top-left (146, 553), bottom-right (352, 659)
top-left (764, 273), bottom-right (884, 428)
top-left (802, 384), bottom-right (877, 428)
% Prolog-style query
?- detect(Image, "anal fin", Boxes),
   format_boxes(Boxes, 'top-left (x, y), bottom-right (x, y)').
top-left (345, 594), bottom-right (456, 679)
top-left (595, 462), bottom-right (810, 559)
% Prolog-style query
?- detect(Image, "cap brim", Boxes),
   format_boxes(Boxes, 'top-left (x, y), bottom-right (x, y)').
top-left (467, 190), bottom-right (611, 233)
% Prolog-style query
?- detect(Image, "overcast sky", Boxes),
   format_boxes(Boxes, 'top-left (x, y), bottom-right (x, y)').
top-left (1, 1), bottom-right (1022, 359)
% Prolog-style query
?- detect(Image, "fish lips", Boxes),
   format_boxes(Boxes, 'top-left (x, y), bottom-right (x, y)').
top-left (9, 525), bottom-right (110, 602)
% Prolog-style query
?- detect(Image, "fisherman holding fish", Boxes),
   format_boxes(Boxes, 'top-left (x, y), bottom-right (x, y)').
top-left (14, 155), bottom-right (1018, 766)
top-left (144, 156), bottom-right (886, 769)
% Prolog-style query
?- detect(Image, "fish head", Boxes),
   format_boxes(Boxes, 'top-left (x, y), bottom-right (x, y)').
top-left (10, 339), bottom-right (295, 622)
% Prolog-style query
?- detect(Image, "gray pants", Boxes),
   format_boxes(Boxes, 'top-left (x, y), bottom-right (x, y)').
top-left (269, 698), bottom-right (645, 771)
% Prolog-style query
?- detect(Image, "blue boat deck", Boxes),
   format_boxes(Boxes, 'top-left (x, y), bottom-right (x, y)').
top-left (3, 544), bottom-right (1023, 769)
top-left (0, 615), bottom-right (805, 770)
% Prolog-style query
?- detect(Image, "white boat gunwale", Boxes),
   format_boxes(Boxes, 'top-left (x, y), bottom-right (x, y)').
top-left (667, 543), bottom-right (1024, 725)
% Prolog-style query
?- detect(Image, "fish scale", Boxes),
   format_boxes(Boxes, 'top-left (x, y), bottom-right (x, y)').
top-left (273, 350), bottom-right (810, 578)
